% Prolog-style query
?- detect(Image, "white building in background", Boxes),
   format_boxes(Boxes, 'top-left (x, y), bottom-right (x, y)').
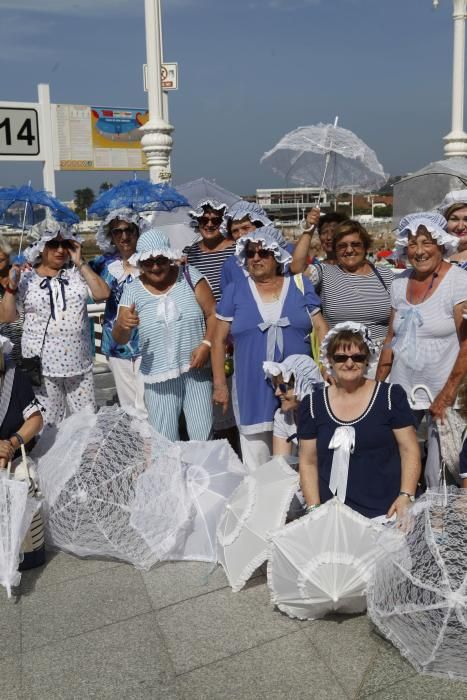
top-left (256, 187), bottom-right (330, 226)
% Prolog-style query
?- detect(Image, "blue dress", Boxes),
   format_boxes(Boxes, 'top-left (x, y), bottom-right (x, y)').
top-left (217, 274), bottom-right (320, 434)
top-left (297, 382), bottom-right (415, 518)
top-left (220, 256), bottom-right (247, 294)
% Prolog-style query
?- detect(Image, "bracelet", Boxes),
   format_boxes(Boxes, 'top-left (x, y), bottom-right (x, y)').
top-left (5, 285), bottom-right (17, 295)
top-left (9, 432), bottom-right (24, 446)
top-left (399, 491), bottom-right (415, 502)
top-left (305, 504), bottom-right (321, 514)
top-left (201, 339), bottom-right (212, 348)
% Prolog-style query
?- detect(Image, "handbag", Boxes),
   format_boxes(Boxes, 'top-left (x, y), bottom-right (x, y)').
top-left (18, 313), bottom-right (52, 387)
top-left (7, 445), bottom-right (45, 568)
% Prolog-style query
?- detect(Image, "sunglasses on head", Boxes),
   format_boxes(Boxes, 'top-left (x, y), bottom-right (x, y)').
top-left (141, 256), bottom-right (169, 268)
top-left (198, 216), bottom-right (222, 227)
top-left (46, 239), bottom-right (74, 250)
top-left (110, 226), bottom-right (137, 237)
top-left (245, 248), bottom-right (272, 259)
top-left (332, 353), bottom-right (367, 364)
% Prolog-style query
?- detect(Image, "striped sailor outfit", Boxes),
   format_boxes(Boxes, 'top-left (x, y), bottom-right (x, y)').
top-left (119, 265), bottom-right (213, 441)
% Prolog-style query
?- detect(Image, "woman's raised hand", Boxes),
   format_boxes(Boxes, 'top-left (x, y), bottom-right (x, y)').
top-left (8, 264), bottom-right (22, 290)
top-left (305, 207), bottom-right (320, 231)
top-left (118, 303), bottom-right (139, 331)
top-left (68, 240), bottom-right (83, 267)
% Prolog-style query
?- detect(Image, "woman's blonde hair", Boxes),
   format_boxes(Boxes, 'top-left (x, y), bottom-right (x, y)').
top-left (0, 235), bottom-right (12, 258)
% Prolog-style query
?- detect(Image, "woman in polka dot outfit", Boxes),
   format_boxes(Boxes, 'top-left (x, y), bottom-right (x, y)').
top-left (0, 219), bottom-right (110, 425)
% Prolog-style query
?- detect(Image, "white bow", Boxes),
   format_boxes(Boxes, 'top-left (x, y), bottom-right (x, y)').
top-left (328, 425), bottom-right (355, 502)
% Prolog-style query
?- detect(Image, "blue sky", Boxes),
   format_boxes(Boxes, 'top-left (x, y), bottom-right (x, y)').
top-left (0, 0), bottom-right (456, 199)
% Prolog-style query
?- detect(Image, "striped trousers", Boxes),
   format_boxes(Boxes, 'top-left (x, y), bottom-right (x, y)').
top-left (144, 367), bottom-right (213, 442)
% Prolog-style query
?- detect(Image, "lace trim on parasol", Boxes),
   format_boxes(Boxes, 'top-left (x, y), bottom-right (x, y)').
top-left (217, 475), bottom-right (256, 547)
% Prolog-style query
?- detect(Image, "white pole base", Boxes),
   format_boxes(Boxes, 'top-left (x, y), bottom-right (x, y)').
top-left (140, 117), bottom-right (174, 183)
top-left (443, 129), bottom-right (467, 157)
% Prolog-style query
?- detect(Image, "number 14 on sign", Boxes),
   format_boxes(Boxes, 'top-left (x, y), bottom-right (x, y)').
top-left (0, 108), bottom-right (39, 156)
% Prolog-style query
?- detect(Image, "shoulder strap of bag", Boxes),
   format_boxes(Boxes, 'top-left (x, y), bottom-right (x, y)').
top-left (182, 264), bottom-right (195, 292)
top-left (369, 262), bottom-right (390, 295)
top-left (0, 364), bottom-right (16, 428)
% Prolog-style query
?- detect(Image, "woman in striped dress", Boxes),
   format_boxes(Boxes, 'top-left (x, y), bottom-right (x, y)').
top-left (113, 229), bottom-right (216, 441)
top-left (302, 220), bottom-right (394, 370)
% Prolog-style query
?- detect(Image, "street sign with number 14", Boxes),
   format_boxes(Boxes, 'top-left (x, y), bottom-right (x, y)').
top-left (0, 107), bottom-right (40, 156)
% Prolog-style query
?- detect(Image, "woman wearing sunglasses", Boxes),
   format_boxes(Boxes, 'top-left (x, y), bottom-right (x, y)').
top-left (113, 229), bottom-right (216, 441)
top-left (90, 208), bottom-right (146, 416)
top-left (0, 219), bottom-right (110, 425)
top-left (298, 322), bottom-right (421, 521)
top-left (212, 226), bottom-right (327, 470)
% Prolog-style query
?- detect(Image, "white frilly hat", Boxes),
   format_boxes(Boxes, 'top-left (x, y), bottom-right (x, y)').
top-left (188, 199), bottom-right (228, 224)
top-left (395, 211), bottom-right (458, 257)
top-left (235, 226), bottom-right (292, 268)
top-left (320, 322), bottom-right (379, 372)
top-left (438, 189), bottom-right (467, 215)
top-left (0, 334), bottom-right (13, 356)
top-left (24, 217), bottom-right (83, 265)
top-left (95, 207), bottom-right (141, 253)
top-left (220, 201), bottom-right (272, 238)
top-left (263, 354), bottom-right (323, 401)
top-left (128, 228), bottom-right (182, 266)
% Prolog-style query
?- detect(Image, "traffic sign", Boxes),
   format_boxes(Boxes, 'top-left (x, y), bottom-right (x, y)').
top-left (0, 107), bottom-right (40, 156)
top-left (143, 62), bottom-right (179, 91)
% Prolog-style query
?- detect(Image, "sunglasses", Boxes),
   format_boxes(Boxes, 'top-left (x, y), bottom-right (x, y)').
top-left (245, 248), bottom-right (273, 259)
top-left (141, 256), bottom-right (169, 268)
top-left (46, 240), bottom-right (74, 250)
top-left (332, 353), bottom-right (367, 364)
top-left (274, 380), bottom-right (295, 394)
top-left (110, 226), bottom-right (138, 237)
top-left (199, 216), bottom-right (222, 227)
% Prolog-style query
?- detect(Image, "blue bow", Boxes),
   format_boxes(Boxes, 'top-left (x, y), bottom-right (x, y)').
top-left (391, 306), bottom-right (424, 370)
top-left (258, 317), bottom-right (290, 362)
top-left (40, 274), bottom-right (69, 320)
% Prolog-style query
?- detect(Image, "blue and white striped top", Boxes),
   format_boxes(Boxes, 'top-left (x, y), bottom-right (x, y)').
top-left (119, 265), bottom-right (207, 383)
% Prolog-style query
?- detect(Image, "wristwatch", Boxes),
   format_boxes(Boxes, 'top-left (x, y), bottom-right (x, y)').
top-left (399, 491), bottom-right (415, 502)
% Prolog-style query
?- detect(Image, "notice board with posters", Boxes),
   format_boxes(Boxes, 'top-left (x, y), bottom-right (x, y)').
top-left (55, 104), bottom-right (149, 171)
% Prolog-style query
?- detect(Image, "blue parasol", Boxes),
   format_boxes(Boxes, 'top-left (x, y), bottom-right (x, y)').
top-left (0, 183), bottom-right (80, 254)
top-left (88, 178), bottom-right (189, 217)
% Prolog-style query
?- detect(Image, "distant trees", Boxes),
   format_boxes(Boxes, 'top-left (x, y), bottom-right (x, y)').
top-left (99, 181), bottom-right (113, 195)
top-left (74, 188), bottom-right (95, 220)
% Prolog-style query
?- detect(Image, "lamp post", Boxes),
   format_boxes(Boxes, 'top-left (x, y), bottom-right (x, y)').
top-left (140, 0), bottom-right (174, 182)
top-left (435, 0), bottom-right (467, 157)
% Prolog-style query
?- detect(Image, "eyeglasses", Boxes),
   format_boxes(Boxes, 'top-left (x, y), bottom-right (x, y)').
top-left (274, 380), bottom-right (295, 394)
top-left (332, 353), bottom-right (367, 364)
top-left (46, 240), bottom-right (74, 250)
top-left (141, 256), bottom-right (169, 268)
top-left (336, 241), bottom-right (364, 252)
top-left (110, 226), bottom-right (138, 238)
top-left (198, 216), bottom-right (222, 227)
top-left (245, 248), bottom-right (273, 259)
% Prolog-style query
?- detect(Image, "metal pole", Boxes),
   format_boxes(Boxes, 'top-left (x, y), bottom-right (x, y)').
top-left (37, 83), bottom-right (56, 194)
top-left (140, 0), bottom-right (173, 182)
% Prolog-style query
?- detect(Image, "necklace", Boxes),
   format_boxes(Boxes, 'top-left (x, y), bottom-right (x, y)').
top-left (408, 262), bottom-right (442, 304)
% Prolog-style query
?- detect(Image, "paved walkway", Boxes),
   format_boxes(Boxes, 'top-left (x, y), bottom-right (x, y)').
top-left (1, 553), bottom-right (466, 699)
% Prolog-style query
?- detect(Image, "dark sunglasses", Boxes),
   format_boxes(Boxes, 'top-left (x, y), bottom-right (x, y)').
top-left (46, 240), bottom-right (74, 250)
top-left (110, 226), bottom-right (138, 237)
top-left (245, 248), bottom-right (273, 259)
top-left (141, 256), bottom-right (169, 268)
top-left (332, 353), bottom-right (367, 364)
top-left (274, 380), bottom-right (295, 393)
top-left (198, 216), bottom-right (222, 227)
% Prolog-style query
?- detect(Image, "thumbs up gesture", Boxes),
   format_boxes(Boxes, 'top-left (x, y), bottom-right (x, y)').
top-left (119, 303), bottom-right (139, 331)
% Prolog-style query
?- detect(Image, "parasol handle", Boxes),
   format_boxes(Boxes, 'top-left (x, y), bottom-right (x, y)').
top-left (317, 116), bottom-right (339, 205)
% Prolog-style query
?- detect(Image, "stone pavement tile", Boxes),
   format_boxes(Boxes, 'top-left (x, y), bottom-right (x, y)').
top-left (0, 599), bottom-right (21, 659)
top-left (175, 630), bottom-right (347, 700)
top-left (157, 579), bottom-right (299, 675)
top-left (20, 612), bottom-right (175, 699)
top-left (357, 639), bottom-right (417, 697)
top-left (142, 561), bottom-right (230, 609)
top-left (0, 654), bottom-right (22, 700)
top-left (21, 564), bottom-right (152, 650)
top-left (19, 550), bottom-right (121, 594)
top-left (303, 613), bottom-right (383, 697)
top-left (364, 674), bottom-right (467, 700)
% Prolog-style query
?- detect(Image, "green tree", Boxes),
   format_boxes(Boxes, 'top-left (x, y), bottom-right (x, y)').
top-left (74, 187), bottom-right (95, 220)
top-left (99, 181), bottom-right (113, 195)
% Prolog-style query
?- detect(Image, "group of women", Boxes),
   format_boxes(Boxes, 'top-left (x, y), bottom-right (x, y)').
top-left (0, 187), bottom-right (465, 549)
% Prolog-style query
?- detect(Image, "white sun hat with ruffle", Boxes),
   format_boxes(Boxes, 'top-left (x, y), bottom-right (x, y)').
top-left (319, 322), bottom-right (379, 372)
top-left (235, 226), bottom-right (292, 268)
top-left (220, 201), bottom-right (273, 238)
top-left (263, 354), bottom-right (323, 401)
top-left (188, 199), bottom-right (228, 223)
top-left (437, 189), bottom-right (467, 215)
top-left (128, 228), bottom-right (182, 266)
top-left (24, 217), bottom-right (83, 265)
top-left (95, 207), bottom-right (141, 253)
top-left (395, 211), bottom-right (458, 258)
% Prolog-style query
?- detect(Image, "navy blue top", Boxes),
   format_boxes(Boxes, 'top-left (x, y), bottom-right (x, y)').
top-left (297, 382), bottom-right (415, 518)
top-left (460, 434), bottom-right (467, 476)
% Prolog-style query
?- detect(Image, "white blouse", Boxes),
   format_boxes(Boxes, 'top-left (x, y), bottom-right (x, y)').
top-left (17, 267), bottom-right (93, 377)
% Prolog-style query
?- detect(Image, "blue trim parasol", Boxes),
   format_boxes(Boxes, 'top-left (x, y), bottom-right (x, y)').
top-left (88, 178), bottom-right (189, 217)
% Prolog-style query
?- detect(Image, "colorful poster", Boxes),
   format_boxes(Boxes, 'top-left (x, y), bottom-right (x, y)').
top-left (56, 104), bottom-right (149, 171)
